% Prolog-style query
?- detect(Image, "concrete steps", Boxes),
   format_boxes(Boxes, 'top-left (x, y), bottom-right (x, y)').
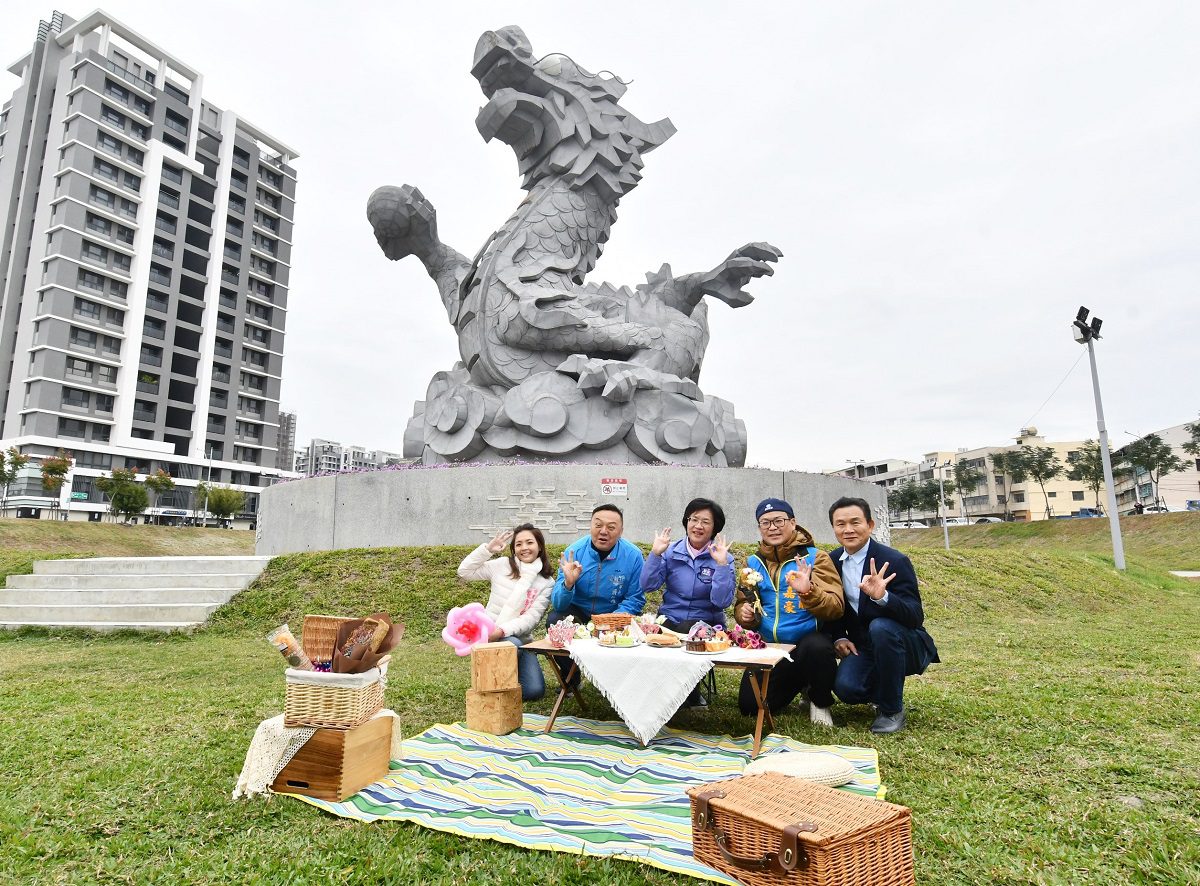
top-left (0, 555), bottom-right (271, 632)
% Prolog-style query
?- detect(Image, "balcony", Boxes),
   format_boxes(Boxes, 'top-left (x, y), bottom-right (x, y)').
top-left (136, 379), bottom-right (159, 394)
top-left (132, 408), bottom-right (156, 423)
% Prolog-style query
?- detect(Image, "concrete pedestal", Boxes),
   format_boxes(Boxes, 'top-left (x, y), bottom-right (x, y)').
top-left (255, 464), bottom-right (889, 554)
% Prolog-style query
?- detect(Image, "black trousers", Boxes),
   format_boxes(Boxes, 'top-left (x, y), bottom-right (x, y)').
top-left (738, 631), bottom-right (837, 714)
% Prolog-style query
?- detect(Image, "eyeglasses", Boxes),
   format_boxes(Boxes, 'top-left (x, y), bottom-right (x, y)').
top-left (686, 516), bottom-right (713, 527)
top-left (758, 516), bottom-right (792, 529)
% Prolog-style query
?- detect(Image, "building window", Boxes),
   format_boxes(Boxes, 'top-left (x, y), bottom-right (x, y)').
top-left (259, 167), bottom-right (282, 190)
top-left (89, 185), bottom-right (116, 209)
top-left (96, 365), bottom-right (118, 384)
top-left (66, 357), bottom-right (92, 378)
top-left (1013, 492), bottom-right (1025, 503)
top-left (100, 104), bottom-right (126, 128)
top-left (101, 336), bottom-right (121, 356)
top-left (93, 158), bottom-right (120, 182)
top-left (1048, 491), bottom-right (1057, 498)
top-left (81, 240), bottom-right (108, 263)
top-left (62, 387), bottom-right (91, 408)
top-left (159, 188), bottom-right (180, 210)
top-left (162, 164), bottom-right (184, 185)
top-left (112, 252), bottom-right (131, 273)
top-left (1071, 491), bottom-right (1085, 501)
top-left (73, 297), bottom-right (101, 321)
top-left (97, 132), bottom-right (122, 156)
top-left (230, 171), bottom-right (248, 193)
top-left (85, 213), bottom-right (112, 236)
top-left (58, 417), bottom-right (87, 438)
top-left (78, 270), bottom-right (105, 292)
top-left (228, 194), bottom-right (246, 214)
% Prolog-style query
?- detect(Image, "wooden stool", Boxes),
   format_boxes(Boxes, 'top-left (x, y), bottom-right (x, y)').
top-left (466, 641), bottom-right (523, 734)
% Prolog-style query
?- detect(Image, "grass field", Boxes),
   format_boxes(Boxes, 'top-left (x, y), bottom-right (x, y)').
top-left (894, 511), bottom-right (1200, 570)
top-left (1, 524), bottom-right (1199, 884)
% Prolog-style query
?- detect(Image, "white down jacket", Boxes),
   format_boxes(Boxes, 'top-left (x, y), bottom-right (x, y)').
top-left (456, 544), bottom-right (554, 642)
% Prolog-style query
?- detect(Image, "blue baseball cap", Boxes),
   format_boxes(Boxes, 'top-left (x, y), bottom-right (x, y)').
top-left (755, 498), bottom-right (794, 521)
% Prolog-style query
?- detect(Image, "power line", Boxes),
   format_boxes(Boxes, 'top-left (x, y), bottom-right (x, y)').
top-left (1019, 351), bottom-right (1087, 431)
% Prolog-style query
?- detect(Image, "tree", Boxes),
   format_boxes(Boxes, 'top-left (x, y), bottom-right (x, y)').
top-left (0, 446), bottom-right (30, 517)
top-left (918, 477), bottom-right (955, 523)
top-left (94, 468), bottom-right (147, 523)
top-left (206, 487), bottom-right (245, 523)
top-left (990, 449), bottom-right (1029, 521)
top-left (1067, 440), bottom-right (1107, 510)
top-left (1116, 433), bottom-right (1186, 510)
top-left (39, 450), bottom-right (73, 518)
top-left (1021, 445), bottom-right (1064, 518)
top-left (890, 479), bottom-right (920, 523)
top-left (143, 469), bottom-right (176, 525)
top-left (952, 461), bottom-right (984, 523)
top-left (193, 481), bottom-right (210, 523)
top-left (1182, 413), bottom-right (1200, 459)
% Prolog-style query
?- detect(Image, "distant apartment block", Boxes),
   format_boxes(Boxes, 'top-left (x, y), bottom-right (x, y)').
top-left (275, 409), bottom-right (296, 471)
top-left (0, 11), bottom-right (297, 523)
top-left (295, 438), bottom-right (406, 477)
top-left (829, 428), bottom-right (1098, 522)
top-left (1113, 421), bottom-right (1200, 513)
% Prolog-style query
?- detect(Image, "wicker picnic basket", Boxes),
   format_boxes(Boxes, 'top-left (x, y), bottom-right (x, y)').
top-left (283, 615), bottom-right (385, 729)
top-left (591, 612), bottom-right (633, 632)
top-left (687, 772), bottom-right (914, 886)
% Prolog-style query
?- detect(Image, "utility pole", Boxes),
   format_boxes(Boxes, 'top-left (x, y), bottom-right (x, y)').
top-left (938, 460), bottom-right (951, 551)
top-left (1072, 307), bottom-right (1126, 570)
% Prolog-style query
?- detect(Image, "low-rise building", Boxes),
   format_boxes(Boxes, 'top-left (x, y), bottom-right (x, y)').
top-left (294, 438), bottom-right (406, 476)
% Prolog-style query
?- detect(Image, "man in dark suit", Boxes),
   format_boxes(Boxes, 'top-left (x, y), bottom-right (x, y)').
top-left (823, 496), bottom-right (939, 734)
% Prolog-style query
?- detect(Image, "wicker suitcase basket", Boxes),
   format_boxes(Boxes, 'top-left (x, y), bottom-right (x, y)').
top-left (686, 772), bottom-right (914, 886)
top-left (284, 615), bottom-right (385, 729)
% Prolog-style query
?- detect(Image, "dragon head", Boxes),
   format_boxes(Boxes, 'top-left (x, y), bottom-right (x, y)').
top-left (472, 27), bottom-right (676, 202)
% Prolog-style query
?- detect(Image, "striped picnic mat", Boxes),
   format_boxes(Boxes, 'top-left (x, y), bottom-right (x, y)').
top-left (285, 714), bottom-right (884, 883)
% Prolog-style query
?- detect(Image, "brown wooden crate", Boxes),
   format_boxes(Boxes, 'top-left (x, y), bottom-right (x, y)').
top-left (271, 717), bottom-right (392, 802)
top-left (465, 687), bottom-right (523, 734)
top-left (470, 641), bottom-right (519, 692)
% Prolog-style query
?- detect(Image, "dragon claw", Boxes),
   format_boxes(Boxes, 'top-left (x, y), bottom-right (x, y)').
top-left (367, 184), bottom-right (441, 261)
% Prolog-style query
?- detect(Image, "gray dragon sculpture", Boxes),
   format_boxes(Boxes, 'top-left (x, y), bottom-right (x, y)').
top-left (367, 26), bottom-right (781, 465)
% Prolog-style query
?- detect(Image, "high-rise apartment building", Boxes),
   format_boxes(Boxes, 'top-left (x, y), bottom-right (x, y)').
top-left (0, 10), bottom-right (297, 522)
top-left (294, 439), bottom-right (406, 477)
top-left (275, 409), bottom-right (296, 471)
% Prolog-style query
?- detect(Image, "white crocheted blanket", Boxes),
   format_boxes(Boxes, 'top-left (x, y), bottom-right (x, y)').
top-left (232, 708), bottom-right (402, 799)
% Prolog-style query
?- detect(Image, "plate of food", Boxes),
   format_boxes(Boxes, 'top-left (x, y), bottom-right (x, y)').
top-left (597, 629), bottom-right (643, 649)
top-left (684, 622), bottom-right (733, 654)
top-left (645, 633), bottom-right (682, 649)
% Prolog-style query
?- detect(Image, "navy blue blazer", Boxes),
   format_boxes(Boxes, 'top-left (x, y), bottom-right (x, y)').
top-left (823, 539), bottom-right (939, 663)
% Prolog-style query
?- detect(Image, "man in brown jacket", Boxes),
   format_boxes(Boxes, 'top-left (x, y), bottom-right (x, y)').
top-left (734, 498), bottom-right (844, 726)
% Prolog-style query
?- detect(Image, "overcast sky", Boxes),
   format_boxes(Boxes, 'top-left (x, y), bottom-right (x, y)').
top-left (4, 1), bottom-right (1197, 471)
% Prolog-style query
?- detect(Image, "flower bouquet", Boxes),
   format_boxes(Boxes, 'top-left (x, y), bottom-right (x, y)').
top-left (634, 612), bottom-right (667, 634)
top-left (736, 566), bottom-right (765, 615)
top-left (729, 623), bottom-right (766, 649)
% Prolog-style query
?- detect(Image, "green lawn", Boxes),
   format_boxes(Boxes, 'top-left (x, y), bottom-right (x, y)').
top-left (895, 511), bottom-right (1200, 570)
top-left (1, 534), bottom-right (1199, 884)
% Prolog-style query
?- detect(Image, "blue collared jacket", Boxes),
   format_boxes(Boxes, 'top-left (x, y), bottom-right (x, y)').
top-left (550, 536), bottom-right (646, 616)
top-left (640, 539), bottom-right (735, 626)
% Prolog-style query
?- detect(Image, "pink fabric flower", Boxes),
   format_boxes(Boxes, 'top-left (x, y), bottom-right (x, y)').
top-left (442, 602), bottom-right (497, 656)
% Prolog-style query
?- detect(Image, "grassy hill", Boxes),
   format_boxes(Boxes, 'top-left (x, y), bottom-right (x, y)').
top-left (1, 524), bottom-right (1198, 883)
top-left (894, 510), bottom-right (1200, 570)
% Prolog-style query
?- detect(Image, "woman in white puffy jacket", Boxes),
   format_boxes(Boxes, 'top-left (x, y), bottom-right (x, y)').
top-left (457, 523), bottom-right (555, 700)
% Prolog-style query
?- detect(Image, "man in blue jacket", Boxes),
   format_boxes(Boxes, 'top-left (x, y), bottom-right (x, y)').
top-left (823, 496), bottom-right (939, 734)
top-left (549, 504), bottom-right (645, 625)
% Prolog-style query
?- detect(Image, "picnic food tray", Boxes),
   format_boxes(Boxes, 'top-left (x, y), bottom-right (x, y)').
top-left (687, 771), bottom-right (914, 886)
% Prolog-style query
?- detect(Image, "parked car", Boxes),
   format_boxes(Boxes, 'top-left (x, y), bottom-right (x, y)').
top-left (1075, 508), bottom-right (1104, 518)
top-left (974, 517), bottom-right (1003, 524)
top-left (943, 517), bottom-right (969, 526)
top-left (1186, 500), bottom-right (1200, 512)
top-left (889, 521), bottom-right (928, 529)
top-left (1142, 505), bottom-right (1172, 514)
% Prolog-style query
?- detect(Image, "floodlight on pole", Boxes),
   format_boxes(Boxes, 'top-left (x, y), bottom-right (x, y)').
top-left (1072, 306), bottom-right (1126, 570)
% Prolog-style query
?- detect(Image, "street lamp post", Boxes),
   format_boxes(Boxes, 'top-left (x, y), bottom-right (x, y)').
top-left (937, 460), bottom-right (951, 551)
top-left (1072, 306), bottom-right (1126, 570)
top-left (204, 447), bottom-right (214, 528)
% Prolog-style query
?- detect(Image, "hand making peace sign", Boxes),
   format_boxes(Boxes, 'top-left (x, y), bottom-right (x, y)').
top-left (858, 558), bottom-right (896, 601)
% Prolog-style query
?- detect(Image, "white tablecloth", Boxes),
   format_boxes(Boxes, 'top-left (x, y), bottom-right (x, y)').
top-left (567, 639), bottom-right (722, 745)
